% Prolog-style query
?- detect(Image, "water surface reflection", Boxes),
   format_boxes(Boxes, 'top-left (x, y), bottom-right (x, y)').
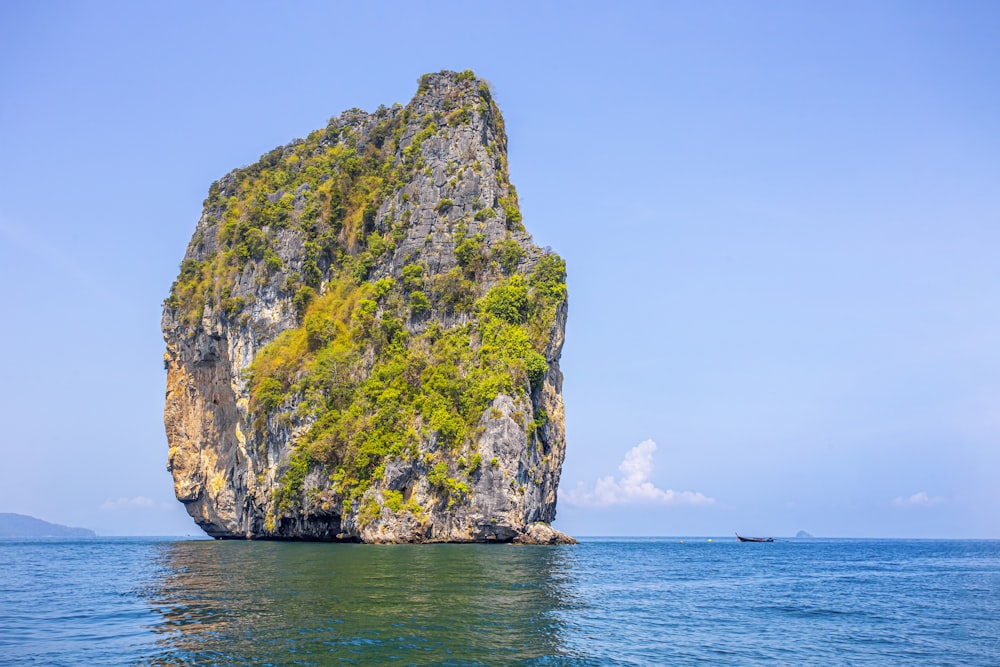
top-left (141, 541), bottom-right (579, 665)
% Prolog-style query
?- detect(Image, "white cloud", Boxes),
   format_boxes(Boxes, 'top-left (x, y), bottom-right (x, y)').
top-left (565, 439), bottom-right (714, 507)
top-left (892, 491), bottom-right (943, 508)
top-left (100, 496), bottom-right (155, 511)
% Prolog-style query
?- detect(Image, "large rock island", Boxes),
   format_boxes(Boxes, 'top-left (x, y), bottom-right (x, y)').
top-left (163, 71), bottom-right (573, 544)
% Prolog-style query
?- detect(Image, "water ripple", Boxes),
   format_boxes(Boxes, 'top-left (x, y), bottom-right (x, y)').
top-left (1, 538), bottom-right (999, 665)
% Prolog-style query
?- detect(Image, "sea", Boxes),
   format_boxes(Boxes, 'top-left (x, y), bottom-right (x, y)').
top-left (1, 537), bottom-right (997, 666)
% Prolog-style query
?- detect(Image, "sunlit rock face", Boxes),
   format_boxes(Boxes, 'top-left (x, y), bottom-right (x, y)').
top-left (163, 71), bottom-right (573, 544)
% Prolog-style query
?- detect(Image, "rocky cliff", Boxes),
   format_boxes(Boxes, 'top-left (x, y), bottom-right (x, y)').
top-left (162, 71), bottom-right (573, 544)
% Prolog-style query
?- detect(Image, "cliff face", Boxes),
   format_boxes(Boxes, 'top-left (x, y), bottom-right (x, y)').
top-left (162, 71), bottom-right (573, 543)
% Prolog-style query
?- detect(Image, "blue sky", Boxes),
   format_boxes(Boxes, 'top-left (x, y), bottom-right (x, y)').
top-left (1, 1), bottom-right (998, 537)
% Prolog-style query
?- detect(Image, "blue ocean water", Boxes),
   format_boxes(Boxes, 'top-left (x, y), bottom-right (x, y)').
top-left (0, 537), bottom-right (997, 665)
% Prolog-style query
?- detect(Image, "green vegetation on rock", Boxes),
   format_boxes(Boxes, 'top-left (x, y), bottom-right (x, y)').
top-left (255, 254), bottom-right (563, 513)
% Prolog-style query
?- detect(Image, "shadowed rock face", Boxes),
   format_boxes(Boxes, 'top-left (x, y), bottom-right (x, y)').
top-left (163, 71), bottom-right (573, 544)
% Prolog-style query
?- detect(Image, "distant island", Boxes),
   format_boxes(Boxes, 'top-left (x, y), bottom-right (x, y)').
top-left (0, 513), bottom-right (96, 538)
top-left (796, 530), bottom-right (814, 538)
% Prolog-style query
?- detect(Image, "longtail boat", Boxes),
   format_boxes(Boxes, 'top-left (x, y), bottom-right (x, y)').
top-left (736, 533), bottom-right (774, 543)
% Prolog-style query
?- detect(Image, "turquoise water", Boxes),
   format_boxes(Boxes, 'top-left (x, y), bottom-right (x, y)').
top-left (1, 537), bottom-right (998, 665)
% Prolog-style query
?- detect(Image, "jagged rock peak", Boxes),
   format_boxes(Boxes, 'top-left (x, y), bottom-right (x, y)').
top-left (162, 70), bottom-right (574, 544)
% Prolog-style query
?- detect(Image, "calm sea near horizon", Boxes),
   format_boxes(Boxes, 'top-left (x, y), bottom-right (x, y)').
top-left (1, 537), bottom-right (997, 665)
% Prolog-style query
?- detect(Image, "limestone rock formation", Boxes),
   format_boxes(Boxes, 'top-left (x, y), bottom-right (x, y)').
top-left (162, 70), bottom-right (574, 543)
